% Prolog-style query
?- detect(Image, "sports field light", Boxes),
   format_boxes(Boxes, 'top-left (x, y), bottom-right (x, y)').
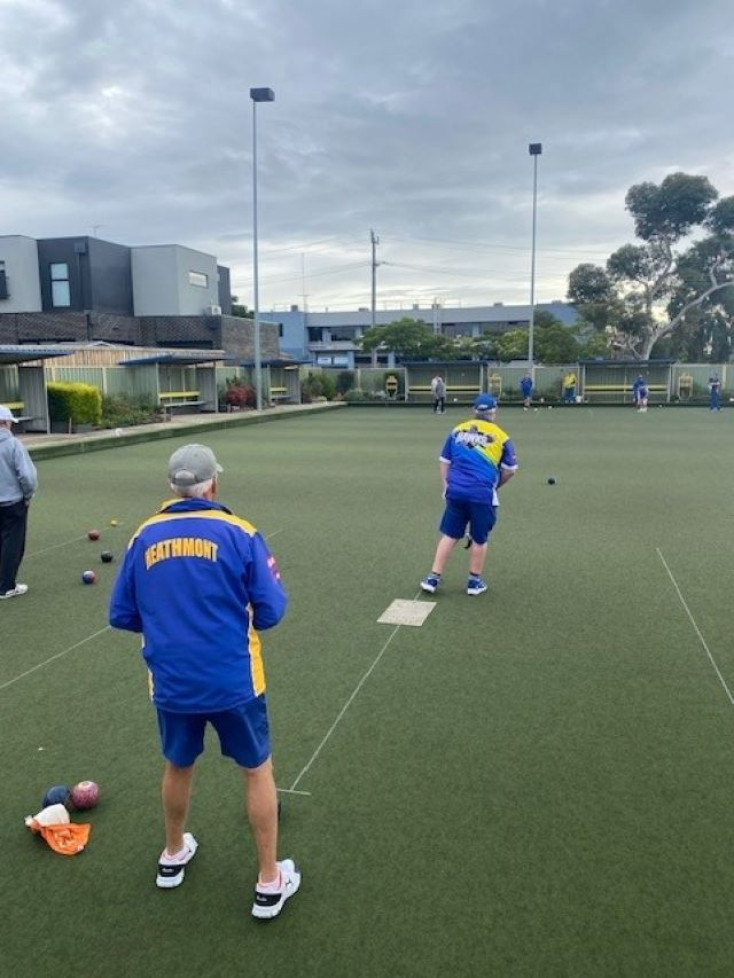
top-left (250, 87), bottom-right (275, 412)
top-left (527, 142), bottom-right (542, 374)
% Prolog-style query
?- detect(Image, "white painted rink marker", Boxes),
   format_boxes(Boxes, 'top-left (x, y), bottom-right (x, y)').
top-left (377, 599), bottom-right (436, 627)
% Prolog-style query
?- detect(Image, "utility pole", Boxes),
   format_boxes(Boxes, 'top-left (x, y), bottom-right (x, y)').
top-left (528, 143), bottom-right (542, 377)
top-left (300, 252), bottom-right (309, 312)
top-left (370, 229), bottom-right (379, 367)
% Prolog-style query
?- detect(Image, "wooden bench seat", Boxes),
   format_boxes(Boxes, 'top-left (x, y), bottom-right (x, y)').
top-left (410, 386), bottom-right (481, 395)
top-left (159, 391), bottom-right (205, 419)
top-left (585, 384), bottom-right (667, 393)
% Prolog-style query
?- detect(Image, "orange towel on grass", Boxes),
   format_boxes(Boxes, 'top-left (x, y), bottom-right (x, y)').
top-left (25, 803), bottom-right (91, 855)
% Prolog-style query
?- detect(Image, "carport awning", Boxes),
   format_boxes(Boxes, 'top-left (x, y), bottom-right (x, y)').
top-left (120, 353), bottom-right (228, 366)
top-left (0, 346), bottom-right (74, 365)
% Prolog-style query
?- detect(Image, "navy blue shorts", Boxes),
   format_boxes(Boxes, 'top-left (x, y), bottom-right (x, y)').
top-left (439, 498), bottom-right (498, 545)
top-left (156, 694), bottom-right (271, 769)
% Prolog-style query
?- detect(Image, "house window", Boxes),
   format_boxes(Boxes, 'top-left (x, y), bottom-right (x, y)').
top-left (50, 263), bottom-right (71, 307)
top-left (330, 326), bottom-right (358, 341)
top-left (188, 271), bottom-right (209, 288)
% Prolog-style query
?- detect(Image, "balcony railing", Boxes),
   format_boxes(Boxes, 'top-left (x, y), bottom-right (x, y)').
top-left (307, 340), bottom-right (359, 351)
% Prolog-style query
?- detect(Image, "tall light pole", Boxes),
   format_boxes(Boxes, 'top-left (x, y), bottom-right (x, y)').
top-left (528, 142), bottom-right (542, 374)
top-left (250, 86), bottom-right (275, 411)
top-left (370, 229), bottom-right (379, 367)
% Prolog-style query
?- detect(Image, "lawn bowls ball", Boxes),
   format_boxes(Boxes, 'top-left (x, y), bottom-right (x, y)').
top-left (82, 570), bottom-right (97, 584)
top-left (42, 784), bottom-right (71, 809)
top-left (87, 530), bottom-right (100, 541)
top-left (100, 551), bottom-right (114, 564)
top-left (70, 781), bottom-right (100, 810)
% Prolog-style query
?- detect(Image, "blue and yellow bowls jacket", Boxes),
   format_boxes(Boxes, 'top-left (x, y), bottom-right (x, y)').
top-left (441, 419), bottom-right (518, 504)
top-left (109, 498), bottom-right (288, 713)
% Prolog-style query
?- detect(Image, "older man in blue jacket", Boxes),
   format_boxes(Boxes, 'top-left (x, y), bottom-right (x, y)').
top-left (110, 443), bottom-right (300, 919)
top-left (0, 404), bottom-right (37, 599)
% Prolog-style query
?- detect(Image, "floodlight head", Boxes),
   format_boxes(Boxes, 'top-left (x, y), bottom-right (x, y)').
top-left (529, 143), bottom-right (543, 156)
top-left (250, 87), bottom-right (275, 102)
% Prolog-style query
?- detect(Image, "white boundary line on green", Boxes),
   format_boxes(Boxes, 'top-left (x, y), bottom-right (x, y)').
top-left (2, 526), bottom-right (286, 693)
top-left (26, 535), bottom-right (91, 557)
top-left (0, 626), bottom-right (111, 692)
top-left (657, 547), bottom-right (734, 706)
top-left (288, 588), bottom-right (423, 792)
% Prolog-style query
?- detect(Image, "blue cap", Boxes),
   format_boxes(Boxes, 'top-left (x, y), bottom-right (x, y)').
top-left (474, 394), bottom-right (497, 412)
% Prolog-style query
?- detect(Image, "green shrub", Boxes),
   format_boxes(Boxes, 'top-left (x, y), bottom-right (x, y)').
top-left (301, 371), bottom-right (337, 402)
top-left (300, 373), bottom-right (322, 402)
top-left (321, 372), bottom-right (336, 401)
top-left (47, 382), bottom-right (102, 425)
top-left (344, 388), bottom-right (366, 402)
top-left (100, 393), bottom-right (158, 428)
top-left (336, 371), bottom-right (356, 396)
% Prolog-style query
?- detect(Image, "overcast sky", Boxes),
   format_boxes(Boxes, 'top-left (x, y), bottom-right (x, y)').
top-left (2, 0), bottom-right (732, 313)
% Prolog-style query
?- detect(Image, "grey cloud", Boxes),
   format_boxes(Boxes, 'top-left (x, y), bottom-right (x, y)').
top-left (0, 0), bottom-right (732, 309)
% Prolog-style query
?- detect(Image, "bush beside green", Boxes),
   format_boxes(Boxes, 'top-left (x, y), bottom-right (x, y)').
top-left (99, 393), bottom-right (159, 428)
top-left (223, 383), bottom-right (256, 409)
top-left (47, 382), bottom-right (102, 426)
top-left (301, 371), bottom-right (337, 402)
top-left (335, 371), bottom-right (355, 395)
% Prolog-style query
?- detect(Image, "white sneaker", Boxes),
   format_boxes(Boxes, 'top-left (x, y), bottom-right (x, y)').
top-left (156, 833), bottom-right (198, 888)
top-left (0, 584), bottom-right (28, 599)
top-left (251, 859), bottom-right (301, 919)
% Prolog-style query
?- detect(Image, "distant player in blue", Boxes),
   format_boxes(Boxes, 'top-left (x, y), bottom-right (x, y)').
top-left (520, 372), bottom-right (533, 410)
top-left (632, 374), bottom-right (645, 407)
top-left (636, 378), bottom-right (649, 412)
top-left (709, 373), bottom-right (721, 411)
top-left (109, 443), bottom-right (301, 919)
top-left (420, 394), bottom-right (518, 596)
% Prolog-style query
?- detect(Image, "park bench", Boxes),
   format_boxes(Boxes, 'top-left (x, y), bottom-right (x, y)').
top-left (158, 391), bottom-right (206, 420)
top-left (4, 400), bottom-right (35, 430)
top-left (269, 386), bottom-right (291, 404)
top-left (584, 384), bottom-right (668, 399)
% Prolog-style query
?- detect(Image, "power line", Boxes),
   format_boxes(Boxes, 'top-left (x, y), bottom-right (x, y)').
top-left (382, 260), bottom-right (566, 283)
top-left (260, 259), bottom-right (369, 286)
top-left (386, 232), bottom-right (612, 258)
top-left (258, 235), bottom-right (364, 256)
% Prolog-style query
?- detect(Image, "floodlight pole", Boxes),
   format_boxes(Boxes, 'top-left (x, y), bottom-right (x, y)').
top-left (250, 87), bottom-right (275, 411)
top-left (528, 143), bottom-right (542, 376)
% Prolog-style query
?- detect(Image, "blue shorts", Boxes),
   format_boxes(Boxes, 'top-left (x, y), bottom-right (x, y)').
top-left (156, 694), bottom-right (271, 769)
top-left (440, 498), bottom-right (498, 545)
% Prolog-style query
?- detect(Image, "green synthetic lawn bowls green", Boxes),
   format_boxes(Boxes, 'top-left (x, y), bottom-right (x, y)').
top-left (3, 406), bottom-right (734, 978)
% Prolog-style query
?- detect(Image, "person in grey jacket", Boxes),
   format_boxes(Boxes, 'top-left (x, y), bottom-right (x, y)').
top-left (0, 405), bottom-right (38, 598)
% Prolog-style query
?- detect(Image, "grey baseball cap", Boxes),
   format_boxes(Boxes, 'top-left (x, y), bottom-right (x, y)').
top-left (168, 444), bottom-right (223, 487)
